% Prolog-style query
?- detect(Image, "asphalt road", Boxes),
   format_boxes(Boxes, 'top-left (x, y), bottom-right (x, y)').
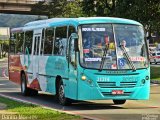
top-left (0, 60), bottom-right (160, 120)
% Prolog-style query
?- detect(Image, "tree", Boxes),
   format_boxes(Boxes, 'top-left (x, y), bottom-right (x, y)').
top-left (32, 0), bottom-right (66, 18)
top-left (62, 0), bottom-right (83, 17)
top-left (32, 0), bottom-right (83, 18)
top-left (0, 40), bottom-right (9, 58)
top-left (81, 0), bottom-right (116, 16)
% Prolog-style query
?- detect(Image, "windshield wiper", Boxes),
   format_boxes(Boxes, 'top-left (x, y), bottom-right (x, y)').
top-left (99, 45), bottom-right (109, 71)
top-left (120, 45), bottom-right (136, 71)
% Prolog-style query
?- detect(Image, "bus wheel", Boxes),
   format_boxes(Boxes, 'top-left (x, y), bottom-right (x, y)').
top-left (58, 80), bottom-right (71, 105)
top-left (113, 100), bottom-right (126, 105)
top-left (21, 73), bottom-right (30, 96)
top-left (21, 73), bottom-right (38, 96)
top-left (30, 89), bottom-right (38, 96)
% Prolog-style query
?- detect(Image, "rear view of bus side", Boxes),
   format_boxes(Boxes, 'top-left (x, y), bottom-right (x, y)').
top-left (9, 17), bottom-right (150, 105)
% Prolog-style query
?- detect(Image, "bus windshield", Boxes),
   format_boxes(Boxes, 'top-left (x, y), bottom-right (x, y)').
top-left (80, 24), bottom-right (149, 70)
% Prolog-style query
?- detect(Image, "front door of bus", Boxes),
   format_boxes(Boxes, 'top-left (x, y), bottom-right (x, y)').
top-left (32, 30), bottom-right (41, 89)
top-left (69, 37), bottom-right (78, 99)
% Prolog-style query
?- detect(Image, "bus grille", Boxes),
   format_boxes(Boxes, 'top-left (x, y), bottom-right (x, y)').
top-left (97, 82), bottom-right (116, 88)
top-left (102, 92), bottom-right (132, 97)
top-left (97, 82), bottom-right (137, 88)
top-left (120, 82), bottom-right (137, 88)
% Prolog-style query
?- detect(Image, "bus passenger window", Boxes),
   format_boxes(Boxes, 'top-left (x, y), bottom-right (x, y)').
top-left (25, 31), bottom-right (33, 54)
top-left (15, 32), bottom-right (24, 54)
top-left (33, 36), bottom-right (40, 55)
top-left (54, 26), bottom-right (67, 56)
top-left (10, 33), bottom-right (16, 54)
top-left (44, 28), bottom-right (54, 55)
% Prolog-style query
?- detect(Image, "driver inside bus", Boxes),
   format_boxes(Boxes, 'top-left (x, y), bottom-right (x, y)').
top-left (120, 40), bottom-right (129, 51)
top-left (117, 40), bottom-right (129, 57)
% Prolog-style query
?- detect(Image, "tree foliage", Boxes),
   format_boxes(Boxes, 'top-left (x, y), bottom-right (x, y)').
top-left (31, 0), bottom-right (65, 17)
top-left (0, 40), bottom-right (9, 58)
top-left (32, 0), bottom-right (83, 18)
top-left (81, 0), bottom-right (116, 16)
top-left (62, 0), bottom-right (83, 17)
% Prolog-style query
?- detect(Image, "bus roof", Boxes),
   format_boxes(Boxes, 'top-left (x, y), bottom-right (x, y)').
top-left (12, 17), bottom-right (142, 32)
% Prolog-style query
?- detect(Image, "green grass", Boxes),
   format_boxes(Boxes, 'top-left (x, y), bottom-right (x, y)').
top-left (150, 66), bottom-right (160, 81)
top-left (0, 97), bottom-right (80, 120)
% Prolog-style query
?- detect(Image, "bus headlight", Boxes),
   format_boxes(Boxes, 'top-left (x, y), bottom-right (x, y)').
top-left (81, 75), bottom-right (86, 80)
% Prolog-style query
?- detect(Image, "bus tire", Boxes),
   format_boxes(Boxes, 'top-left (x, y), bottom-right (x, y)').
top-left (21, 73), bottom-right (30, 96)
top-left (57, 80), bottom-right (71, 106)
top-left (113, 100), bottom-right (126, 105)
top-left (30, 89), bottom-right (38, 96)
top-left (21, 73), bottom-right (38, 96)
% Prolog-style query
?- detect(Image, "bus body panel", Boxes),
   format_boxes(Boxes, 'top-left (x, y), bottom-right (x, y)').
top-left (40, 55), bottom-right (78, 99)
top-left (13, 54), bottom-right (78, 99)
top-left (9, 55), bottom-right (23, 85)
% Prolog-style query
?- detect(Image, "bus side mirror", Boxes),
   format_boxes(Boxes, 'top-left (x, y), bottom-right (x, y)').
top-left (71, 33), bottom-right (79, 52)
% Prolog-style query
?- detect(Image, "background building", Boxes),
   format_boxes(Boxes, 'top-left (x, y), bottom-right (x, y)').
top-left (0, 27), bottom-right (10, 40)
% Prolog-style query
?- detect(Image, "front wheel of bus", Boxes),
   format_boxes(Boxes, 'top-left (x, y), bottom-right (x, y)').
top-left (113, 100), bottom-right (126, 105)
top-left (58, 81), bottom-right (71, 106)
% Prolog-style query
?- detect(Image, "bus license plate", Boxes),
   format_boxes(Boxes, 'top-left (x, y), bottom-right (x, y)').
top-left (112, 90), bottom-right (124, 95)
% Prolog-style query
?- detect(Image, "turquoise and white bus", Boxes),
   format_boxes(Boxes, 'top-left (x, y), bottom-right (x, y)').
top-left (9, 17), bottom-right (150, 105)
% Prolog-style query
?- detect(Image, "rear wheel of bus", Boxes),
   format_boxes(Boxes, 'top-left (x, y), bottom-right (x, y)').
top-left (57, 80), bottom-right (71, 105)
top-left (113, 100), bottom-right (126, 105)
top-left (21, 73), bottom-right (38, 96)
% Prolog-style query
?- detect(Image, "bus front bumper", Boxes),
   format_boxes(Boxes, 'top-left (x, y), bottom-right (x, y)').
top-left (77, 82), bottom-right (150, 100)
